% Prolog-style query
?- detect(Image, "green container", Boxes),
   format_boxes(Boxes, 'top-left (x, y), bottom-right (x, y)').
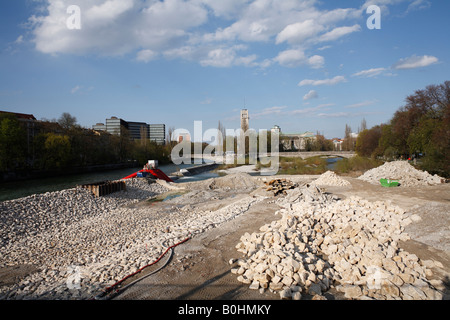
top-left (380, 178), bottom-right (399, 187)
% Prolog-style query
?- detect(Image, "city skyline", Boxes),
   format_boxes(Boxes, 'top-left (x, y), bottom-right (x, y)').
top-left (1, 0), bottom-right (449, 139)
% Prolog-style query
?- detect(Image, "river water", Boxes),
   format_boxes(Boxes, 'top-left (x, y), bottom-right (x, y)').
top-left (0, 162), bottom-right (219, 202)
top-left (325, 157), bottom-right (344, 170)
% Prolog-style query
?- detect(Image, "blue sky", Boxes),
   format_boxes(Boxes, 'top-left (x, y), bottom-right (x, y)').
top-left (0, 0), bottom-right (448, 140)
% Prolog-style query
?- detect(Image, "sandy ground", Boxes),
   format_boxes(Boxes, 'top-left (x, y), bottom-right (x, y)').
top-left (113, 174), bottom-right (450, 300)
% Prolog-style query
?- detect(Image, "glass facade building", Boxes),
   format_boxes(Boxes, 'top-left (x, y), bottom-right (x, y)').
top-left (93, 117), bottom-right (165, 144)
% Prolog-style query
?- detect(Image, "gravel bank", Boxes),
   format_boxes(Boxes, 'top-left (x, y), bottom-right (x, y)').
top-left (0, 175), bottom-right (266, 300)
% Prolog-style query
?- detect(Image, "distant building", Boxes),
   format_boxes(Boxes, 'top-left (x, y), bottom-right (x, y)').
top-left (240, 109), bottom-right (249, 133)
top-left (331, 138), bottom-right (344, 151)
top-left (177, 133), bottom-right (191, 143)
top-left (93, 117), bottom-right (165, 145)
top-left (149, 124), bottom-right (166, 145)
top-left (279, 130), bottom-right (317, 151)
top-left (271, 125), bottom-right (281, 134)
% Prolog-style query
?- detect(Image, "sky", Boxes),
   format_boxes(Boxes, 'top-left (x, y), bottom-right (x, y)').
top-left (0, 0), bottom-right (449, 140)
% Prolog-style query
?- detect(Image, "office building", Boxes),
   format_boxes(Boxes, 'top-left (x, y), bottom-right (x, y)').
top-left (149, 124), bottom-right (166, 145)
top-left (93, 117), bottom-right (165, 144)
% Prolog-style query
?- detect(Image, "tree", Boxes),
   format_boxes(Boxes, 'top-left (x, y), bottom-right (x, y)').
top-left (375, 81), bottom-right (449, 176)
top-left (343, 124), bottom-right (355, 151)
top-left (58, 112), bottom-right (78, 130)
top-left (0, 114), bottom-right (27, 171)
top-left (359, 118), bottom-right (367, 132)
top-left (41, 133), bottom-right (71, 169)
top-left (355, 125), bottom-right (383, 158)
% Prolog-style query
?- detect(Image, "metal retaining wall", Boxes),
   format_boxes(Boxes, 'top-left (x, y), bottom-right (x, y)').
top-left (80, 180), bottom-right (126, 197)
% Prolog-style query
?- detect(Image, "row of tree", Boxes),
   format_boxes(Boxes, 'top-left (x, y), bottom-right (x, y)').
top-left (0, 112), bottom-right (171, 173)
top-left (355, 81), bottom-right (449, 177)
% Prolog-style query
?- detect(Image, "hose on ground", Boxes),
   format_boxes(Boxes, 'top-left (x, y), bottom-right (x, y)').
top-left (94, 236), bottom-right (191, 300)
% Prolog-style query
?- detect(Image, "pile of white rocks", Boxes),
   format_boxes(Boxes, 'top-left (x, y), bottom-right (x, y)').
top-left (312, 171), bottom-right (351, 187)
top-left (358, 161), bottom-right (444, 187)
top-left (231, 184), bottom-right (444, 300)
top-left (0, 178), bottom-right (266, 300)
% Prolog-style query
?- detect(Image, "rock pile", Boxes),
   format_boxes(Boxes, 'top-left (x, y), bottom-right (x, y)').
top-left (312, 171), bottom-right (351, 187)
top-left (358, 161), bottom-right (444, 187)
top-left (264, 179), bottom-right (298, 196)
top-left (231, 185), bottom-right (444, 300)
top-left (0, 178), bottom-right (266, 300)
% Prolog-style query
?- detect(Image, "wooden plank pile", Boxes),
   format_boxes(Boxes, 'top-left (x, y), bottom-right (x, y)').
top-left (264, 178), bottom-right (298, 196)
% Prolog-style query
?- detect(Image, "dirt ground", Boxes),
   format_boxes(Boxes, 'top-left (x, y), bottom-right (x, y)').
top-left (113, 175), bottom-right (450, 300)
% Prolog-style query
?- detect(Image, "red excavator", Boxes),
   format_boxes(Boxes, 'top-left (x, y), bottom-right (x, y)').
top-left (122, 161), bottom-right (173, 182)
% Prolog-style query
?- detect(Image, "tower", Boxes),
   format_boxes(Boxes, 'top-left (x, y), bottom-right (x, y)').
top-left (240, 109), bottom-right (249, 133)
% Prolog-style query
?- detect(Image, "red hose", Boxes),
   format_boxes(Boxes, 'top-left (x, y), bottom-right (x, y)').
top-left (96, 236), bottom-right (190, 298)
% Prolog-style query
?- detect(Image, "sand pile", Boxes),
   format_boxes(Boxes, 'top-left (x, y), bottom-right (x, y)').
top-left (358, 161), bottom-right (444, 187)
top-left (312, 171), bottom-right (351, 187)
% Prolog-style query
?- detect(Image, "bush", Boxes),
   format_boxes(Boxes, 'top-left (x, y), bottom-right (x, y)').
top-left (335, 156), bottom-right (383, 174)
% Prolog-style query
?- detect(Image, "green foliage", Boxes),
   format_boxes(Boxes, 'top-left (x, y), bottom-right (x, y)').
top-left (1, 112), bottom-right (170, 175)
top-left (277, 156), bottom-right (328, 175)
top-left (42, 133), bottom-right (71, 169)
top-left (0, 114), bottom-right (27, 171)
top-left (355, 81), bottom-right (449, 177)
top-left (334, 156), bottom-right (383, 174)
top-left (355, 126), bottom-right (383, 158)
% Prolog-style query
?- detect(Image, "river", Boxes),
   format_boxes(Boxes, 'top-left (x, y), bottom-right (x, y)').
top-left (0, 162), bottom-right (219, 202)
top-left (325, 157), bottom-right (344, 170)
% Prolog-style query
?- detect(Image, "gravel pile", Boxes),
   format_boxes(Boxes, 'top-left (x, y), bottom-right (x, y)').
top-left (312, 171), bottom-right (351, 187)
top-left (231, 184), bottom-right (444, 300)
top-left (358, 161), bottom-right (444, 187)
top-left (0, 178), bottom-right (265, 300)
top-left (193, 172), bottom-right (263, 191)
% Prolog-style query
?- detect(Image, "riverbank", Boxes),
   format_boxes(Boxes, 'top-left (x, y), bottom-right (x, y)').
top-left (0, 162), bottom-right (141, 183)
top-left (0, 166), bottom-right (448, 300)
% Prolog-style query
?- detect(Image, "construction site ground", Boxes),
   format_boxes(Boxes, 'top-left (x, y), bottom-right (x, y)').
top-left (113, 175), bottom-right (450, 301)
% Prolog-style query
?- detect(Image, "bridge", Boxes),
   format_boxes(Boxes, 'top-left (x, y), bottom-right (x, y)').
top-left (189, 151), bottom-right (355, 163)
top-left (278, 151), bottom-right (356, 159)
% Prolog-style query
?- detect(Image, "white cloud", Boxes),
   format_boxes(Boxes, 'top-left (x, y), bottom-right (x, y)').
top-left (318, 24), bottom-right (361, 42)
top-left (408, 0), bottom-right (431, 10)
top-left (273, 49), bottom-right (324, 69)
top-left (86, 0), bottom-right (134, 22)
top-left (199, 45), bottom-right (258, 68)
top-left (303, 90), bottom-right (318, 101)
top-left (352, 67), bottom-right (386, 78)
top-left (136, 49), bottom-right (158, 63)
top-left (15, 35), bottom-right (24, 44)
top-left (298, 76), bottom-right (347, 87)
top-left (71, 85), bottom-right (81, 94)
top-left (308, 55), bottom-right (325, 69)
top-left (252, 106), bottom-right (287, 119)
top-left (273, 49), bottom-right (306, 68)
top-left (276, 20), bottom-right (324, 45)
top-left (392, 55), bottom-right (439, 70)
top-left (26, 0), bottom-right (375, 68)
top-left (344, 100), bottom-right (377, 108)
top-left (291, 103), bottom-right (334, 115)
